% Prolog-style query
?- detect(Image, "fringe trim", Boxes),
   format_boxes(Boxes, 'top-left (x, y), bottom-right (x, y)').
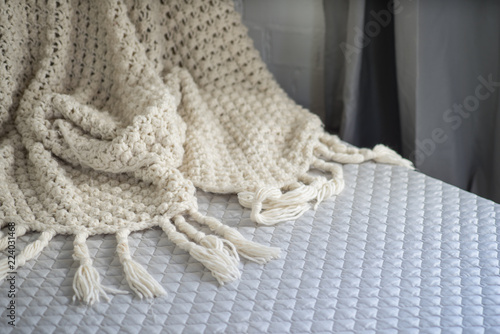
top-left (116, 229), bottom-right (166, 299)
top-left (189, 210), bottom-right (280, 264)
top-left (159, 216), bottom-right (241, 285)
top-left (238, 134), bottom-right (413, 225)
top-left (70, 212), bottom-right (268, 303)
top-left (0, 210), bottom-right (280, 304)
top-left (72, 232), bottom-right (129, 305)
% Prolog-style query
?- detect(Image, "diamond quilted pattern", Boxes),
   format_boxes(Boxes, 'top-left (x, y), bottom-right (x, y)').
top-left (1, 163), bottom-right (500, 333)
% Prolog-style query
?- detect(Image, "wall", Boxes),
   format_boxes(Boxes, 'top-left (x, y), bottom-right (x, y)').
top-left (233, 0), bottom-right (326, 120)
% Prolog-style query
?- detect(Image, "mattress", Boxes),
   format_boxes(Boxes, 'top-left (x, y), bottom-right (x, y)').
top-left (2, 163), bottom-right (500, 333)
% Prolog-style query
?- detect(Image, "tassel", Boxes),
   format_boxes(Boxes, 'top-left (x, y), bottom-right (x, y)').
top-left (187, 243), bottom-right (241, 284)
top-left (319, 133), bottom-right (358, 154)
top-left (313, 181), bottom-right (335, 210)
top-left (159, 218), bottom-right (240, 285)
top-left (238, 187), bottom-right (311, 225)
top-left (311, 158), bottom-right (345, 208)
top-left (189, 210), bottom-right (280, 264)
top-left (249, 204), bottom-right (311, 226)
top-left (0, 229), bottom-right (55, 281)
top-left (237, 152), bottom-right (350, 225)
top-left (73, 232), bottom-right (122, 305)
top-left (319, 134), bottom-right (363, 156)
top-left (372, 145), bottom-right (414, 168)
top-left (318, 133), bottom-right (414, 168)
top-left (235, 134), bottom-right (414, 227)
top-left (238, 187), bottom-right (281, 209)
top-left (314, 142), bottom-right (365, 164)
top-left (116, 229), bottom-right (166, 299)
top-left (173, 215), bottom-right (239, 261)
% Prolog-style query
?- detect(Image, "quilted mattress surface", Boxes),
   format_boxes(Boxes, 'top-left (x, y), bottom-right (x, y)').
top-left (1, 163), bottom-right (500, 333)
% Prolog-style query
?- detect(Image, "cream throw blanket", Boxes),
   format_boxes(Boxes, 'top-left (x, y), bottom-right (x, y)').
top-left (0, 0), bottom-right (412, 304)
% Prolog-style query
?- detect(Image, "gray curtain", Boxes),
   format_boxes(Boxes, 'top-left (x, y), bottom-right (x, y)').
top-left (323, 0), bottom-right (364, 135)
top-left (324, 0), bottom-right (500, 203)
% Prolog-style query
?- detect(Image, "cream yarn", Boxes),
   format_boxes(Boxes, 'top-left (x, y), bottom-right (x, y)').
top-left (0, 0), bottom-right (412, 304)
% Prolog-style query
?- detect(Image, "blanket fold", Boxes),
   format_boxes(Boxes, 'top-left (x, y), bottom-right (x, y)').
top-left (0, 0), bottom-right (411, 304)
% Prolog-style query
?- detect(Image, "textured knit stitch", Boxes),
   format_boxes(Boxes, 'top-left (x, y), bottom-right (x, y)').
top-left (0, 0), bottom-right (412, 304)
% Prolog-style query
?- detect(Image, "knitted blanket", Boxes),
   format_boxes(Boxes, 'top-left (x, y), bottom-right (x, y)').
top-left (0, 0), bottom-right (412, 304)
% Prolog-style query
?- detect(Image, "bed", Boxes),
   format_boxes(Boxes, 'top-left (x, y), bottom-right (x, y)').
top-left (2, 162), bottom-right (500, 333)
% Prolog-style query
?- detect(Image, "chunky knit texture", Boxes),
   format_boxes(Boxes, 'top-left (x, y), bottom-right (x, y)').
top-left (0, 0), bottom-right (412, 304)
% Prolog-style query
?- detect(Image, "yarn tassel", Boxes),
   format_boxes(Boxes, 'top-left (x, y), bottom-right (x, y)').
top-left (0, 229), bottom-right (55, 281)
top-left (318, 133), bottom-right (414, 169)
top-left (238, 187), bottom-right (311, 225)
top-left (238, 134), bottom-right (415, 226)
top-left (159, 217), bottom-right (240, 285)
top-left (371, 145), bottom-right (414, 168)
top-left (72, 232), bottom-right (128, 304)
top-left (311, 158), bottom-right (345, 209)
top-left (116, 229), bottom-right (166, 299)
top-left (238, 135), bottom-right (395, 225)
top-left (173, 215), bottom-right (239, 261)
top-left (189, 210), bottom-right (280, 264)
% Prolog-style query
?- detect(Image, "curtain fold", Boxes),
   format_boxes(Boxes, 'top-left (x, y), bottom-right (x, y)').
top-left (323, 0), bottom-right (364, 134)
top-left (324, 0), bottom-right (402, 151)
top-left (324, 0), bottom-right (500, 203)
top-left (355, 0), bottom-right (402, 152)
